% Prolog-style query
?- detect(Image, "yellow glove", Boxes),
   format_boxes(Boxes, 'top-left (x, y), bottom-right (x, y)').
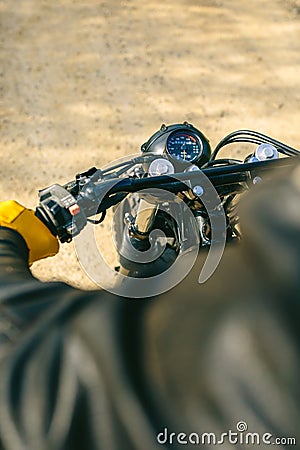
top-left (0, 200), bottom-right (59, 264)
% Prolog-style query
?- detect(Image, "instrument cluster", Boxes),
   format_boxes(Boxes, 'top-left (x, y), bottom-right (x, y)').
top-left (141, 122), bottom-right (211, 170)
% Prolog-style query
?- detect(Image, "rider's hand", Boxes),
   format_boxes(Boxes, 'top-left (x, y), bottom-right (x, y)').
top-left (0, 200), bottom-right (59, 264)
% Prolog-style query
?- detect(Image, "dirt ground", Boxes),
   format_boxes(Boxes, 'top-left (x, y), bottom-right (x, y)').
top-left (1, 0), bottom-right (300, 289)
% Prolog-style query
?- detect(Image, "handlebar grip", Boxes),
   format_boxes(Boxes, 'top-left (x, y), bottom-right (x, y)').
top-left (35, 207), bottom-right (58, 237)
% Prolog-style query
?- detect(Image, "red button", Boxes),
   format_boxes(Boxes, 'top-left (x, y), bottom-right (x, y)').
top-left (69, 204), bottom-right (81, 216)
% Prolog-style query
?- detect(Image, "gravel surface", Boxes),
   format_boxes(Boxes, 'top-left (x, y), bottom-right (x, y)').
top-left (1, 0), bottom-right (300, 289)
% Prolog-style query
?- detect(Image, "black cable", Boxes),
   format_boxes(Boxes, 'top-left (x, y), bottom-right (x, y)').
top-left (87, 211), bottom-right (106, 224)
top-left (210, 130), bottom-right (300, 160)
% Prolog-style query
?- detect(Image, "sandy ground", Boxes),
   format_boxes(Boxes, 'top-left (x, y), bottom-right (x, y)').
top-left (1, 0), bottom-right (300, 289)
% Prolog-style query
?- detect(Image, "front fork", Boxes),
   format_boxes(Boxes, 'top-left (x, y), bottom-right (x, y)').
top-left (117, 200), bottom-right (201, 277)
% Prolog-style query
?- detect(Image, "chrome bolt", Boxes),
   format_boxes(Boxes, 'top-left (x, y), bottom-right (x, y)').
top-left (253, 176), bottom-right (262, 184)
top-left (193, 185), bottom-right (204, 196)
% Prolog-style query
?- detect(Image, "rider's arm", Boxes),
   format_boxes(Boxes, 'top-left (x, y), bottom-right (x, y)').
top-left (0, 203), bottom-right (154, 450)
top-left (0, 201), bottom-right (64, 346)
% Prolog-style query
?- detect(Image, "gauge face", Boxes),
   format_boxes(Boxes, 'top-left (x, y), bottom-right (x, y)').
top-left (166, 131), bottom-right (203, 163)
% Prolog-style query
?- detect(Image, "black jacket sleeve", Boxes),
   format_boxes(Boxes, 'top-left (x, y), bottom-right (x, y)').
top-left (0, 228), bottom-right (159, 450)
top-left (141, 163), bottom-right (300, 446)
top-left (0, 228), bottom-right (78, 350)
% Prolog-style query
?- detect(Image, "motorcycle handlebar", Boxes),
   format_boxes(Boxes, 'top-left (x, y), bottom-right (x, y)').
top-left (101, 157), bottom-right (294, 196)
top-left (37, 156), bottom-right (297, 242)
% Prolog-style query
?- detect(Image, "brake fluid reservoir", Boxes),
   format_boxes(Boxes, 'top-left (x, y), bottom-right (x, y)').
top-left (255, 143), bottom-right (279, 161)
top-left (148, 158), bottom-right (175, 177)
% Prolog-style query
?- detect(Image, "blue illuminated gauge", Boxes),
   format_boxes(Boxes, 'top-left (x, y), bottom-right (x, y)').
top-left (166, 131), bottom-right (203, 163)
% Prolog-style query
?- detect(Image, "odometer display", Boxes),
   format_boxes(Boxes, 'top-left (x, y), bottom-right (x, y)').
top-left (166, 131), bottom-right (203, 163)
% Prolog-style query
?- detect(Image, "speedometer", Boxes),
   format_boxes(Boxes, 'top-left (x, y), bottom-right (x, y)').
top-left (141, 122), bottom-right (211, 166)
top-left (166, 131), bottom-right (203, 163)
